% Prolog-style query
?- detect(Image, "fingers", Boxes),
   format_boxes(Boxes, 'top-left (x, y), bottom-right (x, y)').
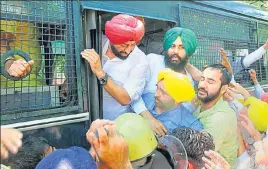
top-left (155, 128), bottom-right (165, 137)
top-left (238, 114), bottom-right (249, 122)
top-left (81, 52), bottom-right (95, 64)
top-left (88, 132), bottom-right (100, 150)
top-left (202, 156), bottom-right (216, 169)
top-left (7, 59), bottom-right (33, 77)
top-left (28, 60), bottom-right (34, 66)
top-left (1, 143), bottom-right (8, 159)
top-left (1, 128), bottom-right (23, 155)
top-left (8, 69), bottom-right (20, 77)
top-left (153, 121), bottom-right (168, 136)
top-left (97, 126), bottom-right (109, 146)
top-left (89, 119), bottom-right (115, 133)
top-left (81, 49), bottom-right (100, 64)
top-left (160, 123), bottom-right (168, 135)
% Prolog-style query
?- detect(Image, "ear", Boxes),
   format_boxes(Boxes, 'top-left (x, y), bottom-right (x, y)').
top-left (220, 85), bottom-right (228, 95)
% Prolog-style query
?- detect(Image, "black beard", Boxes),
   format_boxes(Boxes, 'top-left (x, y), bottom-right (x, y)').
top-left (110, 44), bottom-right (130, 60)
top-left (197, 87), bottom-right (221, 103)
top-left (164, 52), bottom-right (188, 72)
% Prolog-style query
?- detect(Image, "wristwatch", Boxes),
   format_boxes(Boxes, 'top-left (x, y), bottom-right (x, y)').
top-left (98, 73), bottom-right (108, 86)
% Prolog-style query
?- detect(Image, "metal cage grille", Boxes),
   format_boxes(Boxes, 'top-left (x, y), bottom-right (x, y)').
top-left (0, 1), bottom-right (78, 122)
top-left (181, 6), bottom-right (268, 86)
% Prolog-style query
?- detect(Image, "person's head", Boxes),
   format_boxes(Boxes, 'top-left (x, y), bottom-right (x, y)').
top-left (172, 128), bottom-right (215, 169)
top-left (197, 64), bottom-right (231, 104)
top-left (35, 146), bottom-right (97, 169)
top-left (133, 16), bottom-right (145, 45)
top-left (115, 113), bottom-right (157, 168)
top-left (105, 14), bottom-right (145, 60)
top-left (163, 27), bottom-right (198, 72)
top-left (155, 68), bottom-right (195, 112)
top-left (10, 136), bottom-right (55, 169)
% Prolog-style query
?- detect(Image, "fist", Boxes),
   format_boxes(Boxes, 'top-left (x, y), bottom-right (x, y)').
top-left (7, 59), bottom-right (34, 77)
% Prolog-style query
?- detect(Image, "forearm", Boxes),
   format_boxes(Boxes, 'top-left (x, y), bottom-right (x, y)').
top-left (243, 46), bottom-right (266, 67)
top-left (96, 71), bottom-right (131, 105)
top-left (241, 89), bottom-right (251, 99)
top-left (186, 63), bottom-right (202, 81)
top-left (254, 83), bottom-right (265, 99)
top-left (237, 128), bottom-right (246, 157)
top-left (140, 110), bottom-right (156, 121)
top-left (252, 130), bottom-right (262, 142)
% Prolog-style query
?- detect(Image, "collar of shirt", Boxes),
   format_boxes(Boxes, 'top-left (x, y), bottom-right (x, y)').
top-left (151, 103), bottom-right (186, 118)
top-left (193, 97), bottom-right (225, 119)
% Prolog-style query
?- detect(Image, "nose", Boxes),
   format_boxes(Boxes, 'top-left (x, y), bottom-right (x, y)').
top-left (198, 80), bottom-right (207, 89)
top-left (124, 46), bottom-right (133, 54)
top-left (173, 47), bottom-right (180, 54)
top-left (155, 90), bottom-right (160, 98)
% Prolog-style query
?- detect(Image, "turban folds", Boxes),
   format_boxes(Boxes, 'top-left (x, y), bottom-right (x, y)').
top-left (105, 14), bottom-right (145, 44)
top-left (157, 68), bottom-right (195, 103)
top-left (244, 96), bottom-right (268, 132)
top-left (163, 27), bottom-right (198, 57)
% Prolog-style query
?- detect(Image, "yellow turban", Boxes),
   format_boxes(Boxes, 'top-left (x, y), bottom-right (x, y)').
top-left (157, 68), bottom-right (195, 103)
top-left (244, 97), bottom-right (268, 132)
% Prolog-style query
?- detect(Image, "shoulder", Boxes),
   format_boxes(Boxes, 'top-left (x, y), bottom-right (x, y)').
top-left (128, 46), bottom-right (148, 65)
top-left (147, 53), bottom-right (164, 61)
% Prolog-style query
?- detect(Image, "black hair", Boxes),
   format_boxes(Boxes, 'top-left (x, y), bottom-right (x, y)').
top-left (205, 64), bottom-right (232, 86)
top-left (172, 128), bottom-right (215, 168)
top-left (10, 136), bottom-right (50, 169)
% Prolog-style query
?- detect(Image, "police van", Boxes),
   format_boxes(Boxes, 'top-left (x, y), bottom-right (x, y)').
top-left (1, 0), bottom-right (267, 157)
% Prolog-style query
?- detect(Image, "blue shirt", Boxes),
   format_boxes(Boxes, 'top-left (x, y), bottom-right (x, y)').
top-left (142, 93), bottom-right (203, 134)
top-left (254, 83), bottom-right (265, 99)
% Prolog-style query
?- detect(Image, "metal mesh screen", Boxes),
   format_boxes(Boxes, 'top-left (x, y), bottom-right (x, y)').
top-left (181, 6), bottom-right (268, 86)
top-left (257, 23), bottom-right (268, 83)
top-left (0, 1), bottom-right (78, 119)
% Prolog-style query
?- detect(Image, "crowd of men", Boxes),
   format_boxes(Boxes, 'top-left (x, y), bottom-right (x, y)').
top-left (1, 14), bottom-right (268, 169)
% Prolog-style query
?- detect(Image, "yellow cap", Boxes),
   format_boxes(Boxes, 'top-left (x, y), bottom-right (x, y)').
top-left (115, 113), bottom-right (157, 161)
top-left (157, 68), bottom-right (195, 103)
top-left (244, 97), bottom-right (268, 132)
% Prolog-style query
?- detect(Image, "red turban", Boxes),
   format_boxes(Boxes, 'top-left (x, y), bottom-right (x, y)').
top-left (105, 14), bottom-right (145, 44)
top-left (261, 93), bottom-right (268, 103)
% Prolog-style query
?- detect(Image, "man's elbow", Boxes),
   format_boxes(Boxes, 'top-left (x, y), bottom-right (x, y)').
top-left (119, 96), bottom-right (131, 106)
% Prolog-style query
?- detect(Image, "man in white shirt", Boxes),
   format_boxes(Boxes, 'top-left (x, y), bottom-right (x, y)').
top-left (81, 14), bottom-right (148, 120)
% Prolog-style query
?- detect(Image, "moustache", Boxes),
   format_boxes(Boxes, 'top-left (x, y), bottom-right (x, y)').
top-left (198, 88), bottom-right (208, 94)
top-left (120, 51), bottom-right (128, 55)
top-left (170, 54), bottom-right (181, 61)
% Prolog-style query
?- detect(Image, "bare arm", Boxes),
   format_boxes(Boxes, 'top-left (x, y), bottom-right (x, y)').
top-left (185, 63), bottom-right (202, 82)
